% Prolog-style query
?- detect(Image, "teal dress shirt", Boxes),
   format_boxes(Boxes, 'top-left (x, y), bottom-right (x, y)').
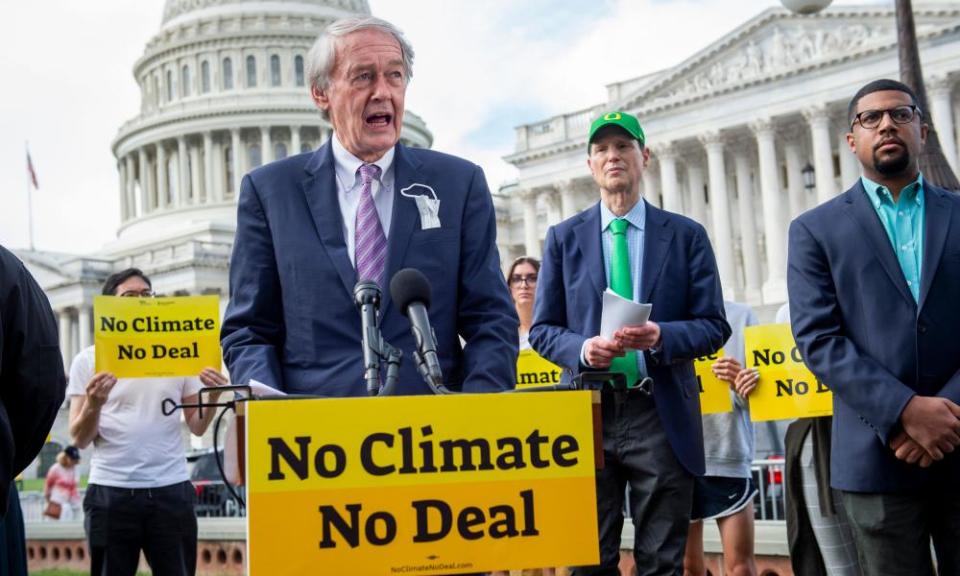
top-left (861, 173), bottom-right (925, 302)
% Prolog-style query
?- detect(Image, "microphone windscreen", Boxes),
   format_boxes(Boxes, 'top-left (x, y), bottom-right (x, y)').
top-left (389, 268), bottom-right (431, 316)
top-left (353, 279), bottom-right (381, 306)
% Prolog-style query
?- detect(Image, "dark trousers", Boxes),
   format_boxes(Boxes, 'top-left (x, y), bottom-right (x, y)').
top-left (0, 485), bottom-right (27, 576)
top-left (571, 389), bottom-right (694, 576)
top-left (840, 483), bottom-right (960, 576)
top-left (84, 481), bottom-right (198, 576)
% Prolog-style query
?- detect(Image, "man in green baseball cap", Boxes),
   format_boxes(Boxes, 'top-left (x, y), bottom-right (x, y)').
top-left (529, 109), bottom-right (729, 574)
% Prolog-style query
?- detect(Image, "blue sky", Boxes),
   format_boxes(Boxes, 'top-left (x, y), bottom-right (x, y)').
top-left (0, 0), bottom-right (877, 254)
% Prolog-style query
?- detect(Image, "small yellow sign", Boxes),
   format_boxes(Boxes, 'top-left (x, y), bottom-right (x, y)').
top-left (694, 348), bottom-right (733, 415)
top-left (94, 295), bottom-right (221, 378)
top-left (245, 393), bottom-right (599, 576)
top-left (744, 324), bottom-right (833, 421)
top-left (516, 349), bottom-right (564, 389)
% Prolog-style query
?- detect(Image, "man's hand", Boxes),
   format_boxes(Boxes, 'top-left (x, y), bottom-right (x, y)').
top-left (733, 368), bottom-right (760, 398)
top-left (711, 357), bottom-right (743, 384)
top-left (85, 372), bottom-right (117, 410)
top-left (614, 321), bottom-right (661, 351)
top-left (889, 430), bottom-right (934, 468)
top-left (899, 396), bottom-right (960, 461)
top-left (199, 368), bottom-right (229, 388)
top-left (583, 336), bottom-right (625, 369)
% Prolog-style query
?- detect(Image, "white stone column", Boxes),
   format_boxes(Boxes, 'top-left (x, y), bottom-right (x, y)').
top-left (125, 155), bottom-right (137, 218)
top-left (752, 118), bottom-right (787, 303)
top-left (58, 310), bottom-right (72, 369)
top-left (655, 143), bottom-right (681, 213)
top-left (231, 128), bottom-right (243, 194)
top-left (213, 139), bottom-right (226, 200)
top-left (118, 161), bottom-right (128, 221)
top-left (836, 118), bottom-right (860, 188)
top-left (544, 187), bottom-right (562, 226)
top-left (156, 143), bottom-right (168, 208)
top-left (804, 104), bottom-right (836, 205)
top-left (190, 144), bottom-right (202, 203)
top-left (521, 189), bottom-right (541, 258)
top-left (642, 169), bottom-right (661, 208)
top-left (928, 75), bottom-right (958, 172)
top-left (178, 136), bottom-right (190, 206)
top-left (261, 126), bottom-right (272, 165)
top-left (78, 306), bottom-right (92, 351)
top-left (203, 132), bottom-right (214, 203)
top-left (686, 162), bottom-right (708, 228)
top-left (783, 134), bottom-right (806, 219)
top-left (138, 149), bottom-right (150, 213)
top-left (701, 132), bottom-right (736, 296)
top-left (559, 182), bottom-right (577, 219)
top-left (291, 125), bottom-right (301, 156)
top-left (734, 149), bottom-right (762, 304)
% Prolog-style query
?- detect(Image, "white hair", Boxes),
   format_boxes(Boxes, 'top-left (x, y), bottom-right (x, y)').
top-left (306, 16), bottom-right (414, 119)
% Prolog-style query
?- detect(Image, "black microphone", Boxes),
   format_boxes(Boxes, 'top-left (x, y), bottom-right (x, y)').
top-left (389, 268), bottom-right (448, 394)
top-left (354, 280), bottom-right (382, 396)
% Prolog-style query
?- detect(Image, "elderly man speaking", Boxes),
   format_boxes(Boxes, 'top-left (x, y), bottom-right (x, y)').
top-left (222, 17), bottom-right (517, 396)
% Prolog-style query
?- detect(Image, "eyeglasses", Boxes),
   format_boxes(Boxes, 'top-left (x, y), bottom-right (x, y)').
top-left (852, 105), bottom-right (921, 130)
top-left (118, 289), bottom-right (154, 298)
top-left (509, 274), bottom-right (538, 286)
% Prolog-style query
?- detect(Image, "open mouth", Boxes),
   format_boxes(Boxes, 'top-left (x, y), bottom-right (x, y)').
top-left (365, 112), bottom-right (393, 128)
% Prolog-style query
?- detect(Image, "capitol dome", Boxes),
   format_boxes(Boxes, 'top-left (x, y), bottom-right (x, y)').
top-left (112, 0), bottom-right (433, 245)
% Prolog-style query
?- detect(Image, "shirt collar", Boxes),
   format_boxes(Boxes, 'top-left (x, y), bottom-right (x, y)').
top-left (600, 197), bottom-right (646, 233)
top-left (331, 132), bottom-right (395, 191)
top-left (861, 172), bottom-right (924, 209)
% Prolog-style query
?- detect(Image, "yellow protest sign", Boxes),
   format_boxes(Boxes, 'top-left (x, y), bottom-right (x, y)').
top-left (744, 324), bottom-right (833, 421)
top-left (516, 349), bottom-right (563, 389)
top-left (694, 348), bottom-right (732, 415)
top-left (245, 393), bottom-right (599, 576)
top-left (94, 295), bottom-right (221, 378)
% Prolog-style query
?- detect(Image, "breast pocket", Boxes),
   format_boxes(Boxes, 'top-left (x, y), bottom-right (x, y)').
top-left (406, 228), bottom-right (460, 277)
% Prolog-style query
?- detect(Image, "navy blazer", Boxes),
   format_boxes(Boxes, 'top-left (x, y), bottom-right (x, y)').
top-left (529, 200), bottom-right (730, 475)
top-left (221, 141), bottom-right (518, 396)
top-left (788, 180), bottom-right (960, 492)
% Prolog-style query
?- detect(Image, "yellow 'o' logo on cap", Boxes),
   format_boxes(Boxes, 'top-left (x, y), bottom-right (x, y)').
top-left (603, 113), bottom-right (622, 120)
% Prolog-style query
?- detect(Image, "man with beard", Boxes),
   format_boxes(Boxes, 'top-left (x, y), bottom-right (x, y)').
top-left (788, 78), bottom-right (960, 574)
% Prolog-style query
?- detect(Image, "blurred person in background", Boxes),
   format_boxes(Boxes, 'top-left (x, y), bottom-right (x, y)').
top-left (43, 445), bottom-right (81, 521)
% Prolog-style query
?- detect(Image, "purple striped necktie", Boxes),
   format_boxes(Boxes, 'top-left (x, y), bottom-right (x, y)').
top-left (355, 163), bottom-right (387, 285)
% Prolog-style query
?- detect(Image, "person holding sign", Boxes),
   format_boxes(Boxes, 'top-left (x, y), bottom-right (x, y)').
top-left (530, 111), bottom-right (729, 575)
top-left (788, 79), bottom-right (960, 574)
top-left (684, 300), bottom-right (759, 576)
top-left (67, 268), bottom-right (229, 576)
top-left (221, 16), bottom-right (517, 397)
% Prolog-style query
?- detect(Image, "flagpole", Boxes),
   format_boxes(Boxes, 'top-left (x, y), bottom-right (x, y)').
top-left (25, 142), bottom-right (35, 251)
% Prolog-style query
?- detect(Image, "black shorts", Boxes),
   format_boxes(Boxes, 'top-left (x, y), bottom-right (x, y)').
top-left (690, 475), bottom-right (757, 522)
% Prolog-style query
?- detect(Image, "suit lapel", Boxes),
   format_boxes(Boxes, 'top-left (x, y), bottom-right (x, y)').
top-left (301, 142), bottom-right (356, 298)
top-left (380, 143), bottom-right (425, 316)
top-left (843, 182), bottom-right (915, 307)
top-left (640, 201), bottom-right (674, 303)
top-left (919, 184), bottom-right (951, 310)
top-left (573, 204), bottom-right (606, 299)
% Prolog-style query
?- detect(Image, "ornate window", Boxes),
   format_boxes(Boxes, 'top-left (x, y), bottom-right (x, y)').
top-left (274, 142), bottom-right (288, 160)
top-left (246, 55), bottom-right (257, 88)
top-left (181, 65), bottom-right (191, 98)
top-left (201, 61), bottom-right (211, 94)
top-left (270, 54), bottom-right (281, 87)
top-left (295, 55), bottom-right (304, 87)
top-left (166, 69), bottom-right (174, 102)
top-left (222, 58), bottom-right (234, 90)
top-left (249, 144), bottom-right (262, 168)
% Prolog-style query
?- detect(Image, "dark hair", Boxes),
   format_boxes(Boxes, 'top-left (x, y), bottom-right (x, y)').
top-left (102, 268), bottom-right (152, 296)
top-left (507, 256), bottom-right (540, 281)
top-left (848, 79), bottom-right (920, 125)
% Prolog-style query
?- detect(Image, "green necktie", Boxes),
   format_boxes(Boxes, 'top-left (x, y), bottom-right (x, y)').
top-left (608, 218), bottom-right (639, 386)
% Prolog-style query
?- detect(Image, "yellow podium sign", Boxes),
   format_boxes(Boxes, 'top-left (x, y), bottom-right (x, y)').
top-left (744, 324), bottom-right (833, 421)
top-left (516, 349), bottom-right (564, 389)
top-left (694, 348), bottom-right (732, 415)
top-left (245, 393), bottom-right (599, 576)
top-left (94, 295), bottom-right (221, 378)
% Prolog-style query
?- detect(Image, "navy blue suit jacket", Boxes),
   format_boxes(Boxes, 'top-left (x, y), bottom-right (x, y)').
top-left (221, 141), bottom-right (518, 396)
top-left (529, 200), bottom-right (730, 475)
top-left (788, 180), bottom-right (960, 492)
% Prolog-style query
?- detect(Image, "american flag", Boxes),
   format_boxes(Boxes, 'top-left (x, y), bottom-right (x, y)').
top-left (26, 151), bottom-right (39, 189)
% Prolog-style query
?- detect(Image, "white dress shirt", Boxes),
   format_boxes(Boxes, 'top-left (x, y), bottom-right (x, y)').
top-left (332, 133), bottom-right (396, 265)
